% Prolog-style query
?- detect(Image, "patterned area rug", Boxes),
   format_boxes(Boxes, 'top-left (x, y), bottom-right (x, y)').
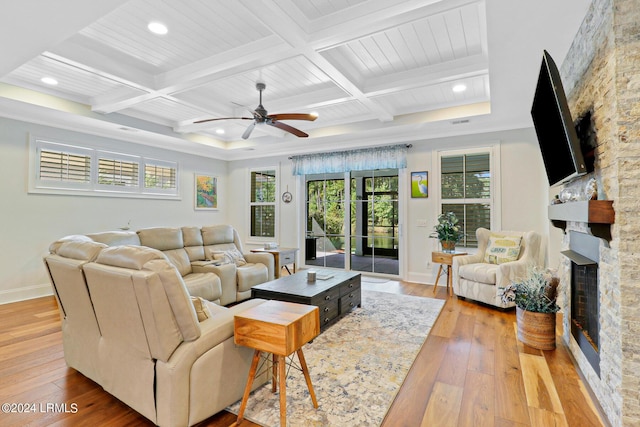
top-left (227, 289), bottom-right (445, 426)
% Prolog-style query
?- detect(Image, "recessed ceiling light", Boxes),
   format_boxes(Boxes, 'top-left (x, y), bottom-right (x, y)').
top-left (148, 21), bottom-right (168, 35)
top-left (215, 128), bottom-right (225, 135)
top-left (452, 84), bottom-right (467, 93)
top-left (310, 111), bottom-right (319, 118)
top-left (41, 77), bottom-right (58, 86)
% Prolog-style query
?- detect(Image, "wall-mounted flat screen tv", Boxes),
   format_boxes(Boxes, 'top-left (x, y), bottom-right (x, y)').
top-left (531, 50), bottom-right (587, 186)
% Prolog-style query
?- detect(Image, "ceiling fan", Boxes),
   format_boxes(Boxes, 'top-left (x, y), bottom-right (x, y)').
top-left (194, 82), bottom-right (317, 139)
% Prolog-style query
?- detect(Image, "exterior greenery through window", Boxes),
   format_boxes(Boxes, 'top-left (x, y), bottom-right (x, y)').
top-left (440, 152), bottom-right (491, 248)
top-left (250, 169), bottom-right (276, 238)
top-left (306, 169), bottom-right (399, 275)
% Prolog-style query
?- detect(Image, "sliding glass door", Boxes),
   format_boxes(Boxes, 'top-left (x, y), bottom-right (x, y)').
top-left (305, 169), bottom-right (399, 276)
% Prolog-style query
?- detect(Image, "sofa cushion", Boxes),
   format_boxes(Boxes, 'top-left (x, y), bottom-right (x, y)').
top-left (163, 248), bottom-right (193, 277)
top-left (459, 263), bottom-right (498, 285)
top-left (183, 272), bottom-right (220, 302)
top-left (201, 225), bottom-right (234, 245)
top-left (138, 227), bottom-right (184, 251)
top-left (86, 231), bottom-right (141, 246)
top-left (182, 226), bottom-right (205, 261)
top-left (483, 234), bottom-right (522, 265)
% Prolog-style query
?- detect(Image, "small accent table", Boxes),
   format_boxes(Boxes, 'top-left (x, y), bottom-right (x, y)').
top-left (250, 247), bottom-right (299, 278)
top-left (234, 300), bottom-right (320, 427)
top-left (432, 250), bottom-right (468, 296)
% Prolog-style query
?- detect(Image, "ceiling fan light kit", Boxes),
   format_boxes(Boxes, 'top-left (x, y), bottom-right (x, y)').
top-left (194, 82), bottom-right (317, 139)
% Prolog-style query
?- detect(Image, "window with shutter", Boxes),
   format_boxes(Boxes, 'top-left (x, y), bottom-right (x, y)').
top-left (31, 137), bottom-right (179, 199)
top-left (249, 168), bottom-right (277, 238)
top-left (97, 156), bottom-right (139, 188)
top-left (39, 149), bottom-right (91, 183)
top-left (144, 161), bottom-right (177, 192)
top-left (439, 151), bottom-right (492, 248)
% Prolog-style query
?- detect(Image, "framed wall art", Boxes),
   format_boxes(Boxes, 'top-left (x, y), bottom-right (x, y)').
top-left (195, 174), bottom-right (218, 210)
top-left (411, 171), bottom-right (428, 198)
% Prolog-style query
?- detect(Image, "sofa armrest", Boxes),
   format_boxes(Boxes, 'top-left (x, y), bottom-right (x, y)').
top-left (244, 252), bottom-right (275, 281)
top-left (193, 263), bottom-right (237, 306)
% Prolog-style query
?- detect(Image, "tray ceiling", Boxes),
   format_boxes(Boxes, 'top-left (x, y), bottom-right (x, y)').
top-left (0, 0), bottom-right (590, 160)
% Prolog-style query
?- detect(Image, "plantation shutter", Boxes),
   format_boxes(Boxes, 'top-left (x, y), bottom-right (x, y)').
top-left (98, 157), bottom-right (139, 187)
top-left (145, 163), bottom-right (176, 189)
top-left (39, 149), bottom-right (91, 183)
top-left (250, 170), bottom-right (276, 238)
top-left (440, 152), bottom-right (491, 248)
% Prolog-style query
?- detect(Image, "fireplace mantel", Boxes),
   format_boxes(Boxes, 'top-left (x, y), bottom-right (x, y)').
top-left (548, 200), bottom-right (615, 242)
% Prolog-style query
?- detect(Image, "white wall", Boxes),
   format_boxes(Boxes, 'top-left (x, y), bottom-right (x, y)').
top-left (0, 115), bottom-right (551, 304)
top-left (0, 117), bottom-right (228, 303)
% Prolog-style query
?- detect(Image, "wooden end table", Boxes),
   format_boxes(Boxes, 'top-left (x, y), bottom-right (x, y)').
top-left (432, 250), bottom-right (468, 296)
top-left (234, 300), bottom-right (320, 427)
top-left (250, 247), bottom-right (299, 278)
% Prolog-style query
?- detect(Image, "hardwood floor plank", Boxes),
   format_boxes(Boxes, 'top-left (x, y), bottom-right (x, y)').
top-left (543, 338), bottom-right (605, 427)
top-left (528, 407), bottom-right (568, 427)
top-left (519, 353), bottom-right (564, 415)
top-left (494, 311), bottom-right (531, 425)
top-left (435, 312), bottom-right (474, 387)
top-left (458, 371), bottom-right (495, 427)
top-left (420, 381), bottom-right (464, 427)
top-left (382, 334), bottom-right (449, 427)
top-left (468, 309), bottom-right (497, 375)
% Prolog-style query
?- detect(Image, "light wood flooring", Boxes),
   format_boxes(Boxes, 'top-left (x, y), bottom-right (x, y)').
top-left (0, 281), bottom-right (607, 427)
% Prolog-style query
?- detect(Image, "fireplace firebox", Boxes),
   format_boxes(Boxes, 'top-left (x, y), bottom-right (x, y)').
top-left (562, 231), bottom-right (600, 376)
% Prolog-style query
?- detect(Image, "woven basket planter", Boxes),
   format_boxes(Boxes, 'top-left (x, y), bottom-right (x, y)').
top-left (516, 307), bottom-right (556, 350)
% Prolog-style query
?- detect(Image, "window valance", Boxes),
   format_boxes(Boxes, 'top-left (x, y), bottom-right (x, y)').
top-left (291, 144), bottom-right (409, 175)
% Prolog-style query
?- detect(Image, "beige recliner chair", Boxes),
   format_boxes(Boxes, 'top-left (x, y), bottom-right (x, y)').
top-left (48, 244), bottom-right (268, 427)
top-left (452, 228), bottom-right (543, 308)
top-left (201, 225), bottom-right (275, 304)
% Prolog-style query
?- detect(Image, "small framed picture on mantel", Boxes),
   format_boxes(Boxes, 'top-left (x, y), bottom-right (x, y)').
top-left (195, 174), bottom-right (218, 210)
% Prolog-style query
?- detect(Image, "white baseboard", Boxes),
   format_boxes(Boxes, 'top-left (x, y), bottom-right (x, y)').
top-left (0, 283), bottom-right (53, 305)
top-left (405, 271), bottom-right (436, 285)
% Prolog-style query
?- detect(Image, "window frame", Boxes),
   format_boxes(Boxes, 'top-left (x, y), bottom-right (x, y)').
top-left (435, 144), bottom-right (501, 249)
top-left (248, 166), bottom-right (278, 242)
top-left (29, 136), bottom-right (180, 199)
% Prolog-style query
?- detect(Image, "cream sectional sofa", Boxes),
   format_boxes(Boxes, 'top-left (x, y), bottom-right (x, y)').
top-left (51, 224), bottom-right (275, 305)
top-left (44, 239), bottom-right (270, 427)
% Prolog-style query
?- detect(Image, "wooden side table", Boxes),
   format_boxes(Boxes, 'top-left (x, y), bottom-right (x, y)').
top-left (250, 247), bottom-right (299, 278)
top-left (234, 300), bottom-right (320, 427)
top-left (432, 251), bottom-right (468, 296)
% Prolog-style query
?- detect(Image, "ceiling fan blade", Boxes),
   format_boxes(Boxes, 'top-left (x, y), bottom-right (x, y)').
top-left (242, 122), bottom-right (256, 139)
top-left (267, 113), bottom-right (317, 122)
top-left (194, 117), bottom-right (252, 124)
top-left (268, 120), bottom-right (309, 138)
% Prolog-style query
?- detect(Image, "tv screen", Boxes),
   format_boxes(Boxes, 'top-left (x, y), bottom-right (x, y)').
top-left (531, 50), bottom-right (587, 186)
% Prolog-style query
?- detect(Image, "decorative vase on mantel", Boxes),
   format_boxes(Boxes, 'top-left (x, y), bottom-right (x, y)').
top-left (441, 240), bottom-right (456, 253)
top-left (516, 307), bottom-right (556, 350)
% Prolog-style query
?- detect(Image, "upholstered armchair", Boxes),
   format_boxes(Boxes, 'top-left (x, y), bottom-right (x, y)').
top-left (452, 228), bottom-right (543, 308)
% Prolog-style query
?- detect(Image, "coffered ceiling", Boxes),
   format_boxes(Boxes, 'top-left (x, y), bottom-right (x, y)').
top-left (0, 0), bottom-right (590, 160)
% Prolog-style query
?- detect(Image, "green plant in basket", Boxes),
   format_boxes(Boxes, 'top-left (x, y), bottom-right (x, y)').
top-left (500, 266), bottom-right (560, 313)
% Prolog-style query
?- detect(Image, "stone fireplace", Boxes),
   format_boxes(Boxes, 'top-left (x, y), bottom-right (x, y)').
top-left (552, 0), bottom-right (640, 425)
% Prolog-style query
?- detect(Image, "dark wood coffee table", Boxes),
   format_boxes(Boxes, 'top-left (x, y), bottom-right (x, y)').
top-left (251, 270), bottom-right (361, 331)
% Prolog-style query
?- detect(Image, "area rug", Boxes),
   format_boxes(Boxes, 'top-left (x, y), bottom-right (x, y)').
top-left (227, 289), bottom-right (445, 426)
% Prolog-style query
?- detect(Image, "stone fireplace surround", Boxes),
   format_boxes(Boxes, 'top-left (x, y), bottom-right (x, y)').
top-left (554, 0), bottom-right (640, 425)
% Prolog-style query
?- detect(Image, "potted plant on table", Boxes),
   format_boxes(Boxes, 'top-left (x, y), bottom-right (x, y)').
top-left (430, 212), bottom-right (461, 253)
top-left (500, 267), bottom-right (560, 350)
